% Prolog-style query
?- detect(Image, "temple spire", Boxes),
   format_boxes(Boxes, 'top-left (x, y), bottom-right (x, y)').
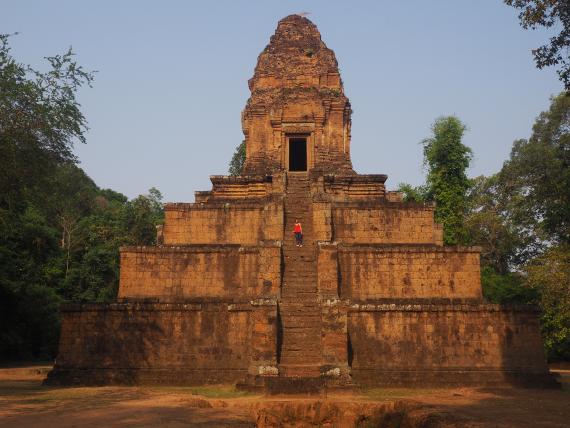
top-left (241, 15), bottom-right (353, 175)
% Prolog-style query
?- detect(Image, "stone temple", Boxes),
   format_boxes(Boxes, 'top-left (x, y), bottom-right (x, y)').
top-left (47, 15), bottom-right (554, 391)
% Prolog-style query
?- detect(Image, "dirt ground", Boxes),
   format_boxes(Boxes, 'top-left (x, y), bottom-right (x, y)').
top-left (0, 364), bottom-right (568, 427)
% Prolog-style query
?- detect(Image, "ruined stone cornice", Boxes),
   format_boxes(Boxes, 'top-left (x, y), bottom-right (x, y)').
top-left (330, 199), bottom-right (437, 209)
top-left (348, 300), bottom-right (541, 313)
top-left (210, 175), bottom-right (271, 184)
top-left (59, 299), bottom-right (278, 313)
top-left (323, 174), bottom-right (388, 184)
top-left (120, 244), bottom-right (263, 253)
top-left (164, 200), bottom-right (271, 210)
top-left (337, 243), bottom-right (482, 253)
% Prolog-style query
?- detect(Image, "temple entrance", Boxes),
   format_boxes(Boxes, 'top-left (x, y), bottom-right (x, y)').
top-left (288, 138), bottom-right (307, 171)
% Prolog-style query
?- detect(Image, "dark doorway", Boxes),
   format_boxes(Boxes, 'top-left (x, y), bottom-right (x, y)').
top-left (289, 138), bottom-right (307, 171)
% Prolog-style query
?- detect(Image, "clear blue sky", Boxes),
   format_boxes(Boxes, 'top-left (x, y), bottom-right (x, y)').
top-left (2, 0), bottom-right (562, 202)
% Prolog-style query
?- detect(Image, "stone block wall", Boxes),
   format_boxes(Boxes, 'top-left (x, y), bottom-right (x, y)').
top-left (193, 174), bottom-right (286, 202)
top-left (317, 243), bottom-right (338, 298)
top-left (317, 175), bottom-right (387, 201)
top-left (312, 202), bottom-right (332, 242)
top-left (332, 205), bottom-right (442, 245)
top-left (119, 244), bottom-right (281, 300)
top-left (321, 300), bottom-right (349, 371)
top-left (46, 301), bottom-right (278, 385)
top-left (338, 245), bottom-right (481, 300)
top-left (163, 201), bottom-right (283, 245)
top-left (348, 303), bottom-right (551, 386)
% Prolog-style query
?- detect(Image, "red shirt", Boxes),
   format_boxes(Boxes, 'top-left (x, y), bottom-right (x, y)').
top-left (294, 223), bottom-right (302, 233)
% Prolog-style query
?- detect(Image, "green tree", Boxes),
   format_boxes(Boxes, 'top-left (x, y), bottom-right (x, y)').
top-left (229, 141), bottom-right (246, 176)
top-left (0, 33), bottom-right (94, 213)
top-left (463, 94), bottom-right (570, 360)
top-left (396, 183), bottom-right (428, 203)
top-left (421, 116), bottom-right (473, 245)
top-left (465, 175), bottom-right (540, 272)
top-left (0, 34), bottom-right (95, 360)
top-left (504, 0), bottom-right (570, 91)
top-left (55, 185), bottom-right (163, 303)
top-left (480, 266), bottom-right (538, 304)
top-left (498, 93), bottom-right (570, 244)
top-left (524, 244), bottom-right (570, 360)
top-left (0, 35), bottom-right (165, 360)
top-left (122, 187), bottom-right (164, 245)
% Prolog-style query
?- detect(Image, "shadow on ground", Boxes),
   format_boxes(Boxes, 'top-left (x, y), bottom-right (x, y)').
top-left (0, 365), bottom-right (569, 427)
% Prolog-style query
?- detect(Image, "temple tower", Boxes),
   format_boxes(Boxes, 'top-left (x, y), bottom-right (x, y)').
top-left (242, 15), bottom-right (353, 175)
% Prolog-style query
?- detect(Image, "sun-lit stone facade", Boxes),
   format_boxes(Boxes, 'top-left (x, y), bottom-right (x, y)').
top-left (242, 16), bottom-right (353, 175)
top-left (47, 15), bottom-right (554, 391)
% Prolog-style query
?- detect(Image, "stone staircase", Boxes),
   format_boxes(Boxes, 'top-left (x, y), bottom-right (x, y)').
top-left (239, 172), bottom-right (343, 394)
top-left (272, 173), bottom-right (323, 389)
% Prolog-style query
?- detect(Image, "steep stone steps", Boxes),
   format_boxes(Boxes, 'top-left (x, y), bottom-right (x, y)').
top-left (282, 290), bottom-right (318, 298)
top-left (278, 364), bottom-right (321, 377)
top-left (278, 173), bottom-right (322, 380)
top-left (265, 376), bottom-right (324, 395)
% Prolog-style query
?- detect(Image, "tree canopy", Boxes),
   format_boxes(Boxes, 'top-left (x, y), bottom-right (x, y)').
top-left (498, 93), bottom-right (570, 244)
top-left (504, 0), bottom-right (570, 91)
top-left (464, 93), bottom-right (570, 360)
top-left (0, 35), bottom-right (163, 360)
top-left (399, 96), bottom-right (570, 360)
top-left (229, 141), bottom-right (246, 176)
top-left (524, 245), bottom-right (570, 360)
top-left (399, 116), bottom-right (472, 245)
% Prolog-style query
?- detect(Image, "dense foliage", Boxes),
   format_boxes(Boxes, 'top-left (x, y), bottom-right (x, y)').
top-left (0, 36), bottom-right (163, 360)
top-left (499, 93), bottom-right (570, 244)
top-left (504, 0), bottom-right (570, 91)
top-left (422, 117), bottom-right (473, 245)
top-left (524, 245), bottom-right (570, 360)
top-left (401, 96), bottom-right (569, 360)
top-left (399, 116), bottom-right (473, 245)
top-left (229, 141), bottom-right (246, 176)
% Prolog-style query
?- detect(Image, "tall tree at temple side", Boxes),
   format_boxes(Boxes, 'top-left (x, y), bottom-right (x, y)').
top-left (422, 116), bottom-right (473, 245)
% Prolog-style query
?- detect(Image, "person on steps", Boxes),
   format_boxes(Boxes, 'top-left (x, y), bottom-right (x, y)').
top-left (293, 219), bottom-right (303, 247)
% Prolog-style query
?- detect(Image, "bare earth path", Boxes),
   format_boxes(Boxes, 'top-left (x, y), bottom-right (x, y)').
top-left (0, 365), bottom-right (568, 427)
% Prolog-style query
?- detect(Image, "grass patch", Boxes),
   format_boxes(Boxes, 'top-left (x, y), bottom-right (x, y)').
top-left (22, 387), bottom-right (110, 402)
top-left (150, 385), bottom-right (254, 399)
top-left (0, 381), bottom-right (44, 397)
top-left (360, 388), bottom-right (439, 400)
top-left (0, 380), bottom-right (136, 409)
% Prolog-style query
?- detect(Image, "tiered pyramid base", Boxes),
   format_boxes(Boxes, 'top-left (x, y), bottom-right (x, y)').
top-left (46, 172), bottom-right (558, 391)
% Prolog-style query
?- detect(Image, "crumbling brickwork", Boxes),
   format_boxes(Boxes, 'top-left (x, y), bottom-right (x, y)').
top-left (119, 244), bottom-right (281, 300)
top-left (47, 301), bottom-right (278, 385)
top-left (332, 205), bottom-right (443, 245)
top-left (337, 245), bottom-right (482, 300)
top-left (163, 201), bottom-right (283, 245)
top-left (348, 303), bottom-right (551, 386)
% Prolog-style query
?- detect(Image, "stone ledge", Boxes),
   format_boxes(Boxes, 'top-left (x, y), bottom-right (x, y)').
top-left (164, 201), bottom-right (270, 210)
top-left (338, 243), bottom-right (482, 253)
top-left (60, 299), bottom-right (277, 312)
top-left (317, 241), bottom-right (338, 249)
top-left (210, 174), bottom-right (272, 184)
top-left (120, 244), bottom-right (262, 253)
top-left (323, 174), bottom-right (388, 184)
top-left (330, 200), bottom-right (436, 209)
top-left (349, 301), bottom-right (540, 313)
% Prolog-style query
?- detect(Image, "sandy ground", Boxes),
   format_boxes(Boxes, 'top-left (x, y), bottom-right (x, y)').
top-left (0, 364), bottom-right (568, 427)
